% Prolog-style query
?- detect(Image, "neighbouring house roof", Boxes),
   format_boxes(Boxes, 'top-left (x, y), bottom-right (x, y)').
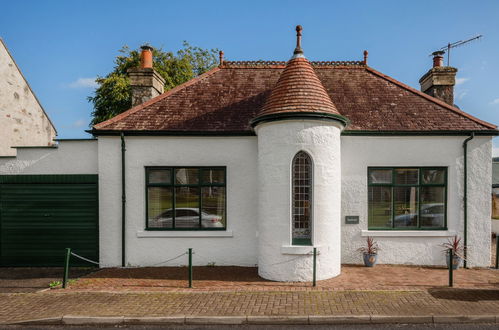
top-left (0, 38), bottom-right (57, 134)
top-left (92, 60), bottom-right (497, 135)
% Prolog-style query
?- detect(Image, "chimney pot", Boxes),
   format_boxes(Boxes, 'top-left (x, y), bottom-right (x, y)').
top-left (140, 45), bottom-right (153, 69)
top-left (432, 51), bottom-right (444, 68)
top-left (219, 50), bottom-right (224, 66)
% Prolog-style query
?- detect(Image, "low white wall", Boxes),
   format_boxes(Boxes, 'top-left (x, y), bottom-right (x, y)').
top-left (0, 140), bottom-right (98, 174)
top-left (256, 120), bottom-right (343, 281)
top-left (341, 136), bottom-right (492, 268)
top-left (98, 136), bottom-right (258, 268)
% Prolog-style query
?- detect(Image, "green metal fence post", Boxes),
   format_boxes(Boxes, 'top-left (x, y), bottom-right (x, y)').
top-left (495, 234), bottom-right (498, 269)
top-left (312, 247), bottom-right (317, 287)
top-left (448, 248), bottom-right (453, 287)
top-left (188, 248), bottom-right (193, 288)
top-left (63, 248), bottom-right (71, 289)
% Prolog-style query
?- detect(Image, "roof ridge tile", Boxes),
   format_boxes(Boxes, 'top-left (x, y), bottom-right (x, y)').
top-left (222, 60), bottom-right (365, 69)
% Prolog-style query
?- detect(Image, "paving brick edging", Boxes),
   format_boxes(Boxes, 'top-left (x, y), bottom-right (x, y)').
top-left (4, 314), bottom-right (498, 326)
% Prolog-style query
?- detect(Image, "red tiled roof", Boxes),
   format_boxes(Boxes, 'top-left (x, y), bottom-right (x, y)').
top-left (93, 61), bottom-right (496, 133)
top-left (257, 57), bottom-right (340, 118)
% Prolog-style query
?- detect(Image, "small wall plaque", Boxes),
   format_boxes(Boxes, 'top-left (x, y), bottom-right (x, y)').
top-left (345, 216), bottom-right (359, 224)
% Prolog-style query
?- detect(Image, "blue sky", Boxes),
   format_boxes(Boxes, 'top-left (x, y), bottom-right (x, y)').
top-left (1, 0), bottom-right (498, 152)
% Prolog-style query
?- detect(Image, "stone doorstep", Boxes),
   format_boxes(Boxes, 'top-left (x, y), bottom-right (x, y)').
top-left (5, 314), bottom-right (499, 325)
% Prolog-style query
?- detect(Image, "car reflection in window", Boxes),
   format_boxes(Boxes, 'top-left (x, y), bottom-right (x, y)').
top-left (392, 203), bottom-right (444, 228)
top-left (150, 208), bottom-right (223, 229)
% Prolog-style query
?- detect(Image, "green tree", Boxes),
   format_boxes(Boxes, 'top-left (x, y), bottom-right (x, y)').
top-left (89, 42), bottom-right (218, 126)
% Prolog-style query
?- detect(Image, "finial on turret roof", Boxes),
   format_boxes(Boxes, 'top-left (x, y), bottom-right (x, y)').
top-left (294, 25), bottom-right (303, 56)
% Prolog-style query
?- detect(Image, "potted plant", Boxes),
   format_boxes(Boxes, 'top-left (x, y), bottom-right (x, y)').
top-left (357, 236), bottom-right (380, 267)
top-left (441, 235), bottom-right (465, 270)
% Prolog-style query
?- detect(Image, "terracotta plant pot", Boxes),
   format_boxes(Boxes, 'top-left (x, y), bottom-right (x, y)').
top-left (363, 253), bottom-right (378, 267)
top-left (446, 252), bottom-right (462, 270)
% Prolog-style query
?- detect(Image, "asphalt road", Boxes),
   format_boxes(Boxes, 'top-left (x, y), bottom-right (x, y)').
top-left (0, 324), bottom-right (498, 329)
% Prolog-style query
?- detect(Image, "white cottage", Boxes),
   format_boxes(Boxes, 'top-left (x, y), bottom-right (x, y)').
top-left (0, 27), bottom-right (496, 280)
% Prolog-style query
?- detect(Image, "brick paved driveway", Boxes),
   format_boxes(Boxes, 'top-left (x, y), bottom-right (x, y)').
top-left (65, 265), bottom-right (498, 292)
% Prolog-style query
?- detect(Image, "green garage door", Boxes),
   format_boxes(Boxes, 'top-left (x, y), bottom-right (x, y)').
top-left (0, 175), bottom-right (98, 267)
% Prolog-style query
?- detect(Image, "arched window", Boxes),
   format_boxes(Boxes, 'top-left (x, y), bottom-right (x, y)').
top-left (292, 151), bottom-right (312, 245)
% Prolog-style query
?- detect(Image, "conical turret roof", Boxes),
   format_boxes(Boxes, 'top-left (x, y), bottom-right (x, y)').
top-left (252, 25), bottom-right (346, 126)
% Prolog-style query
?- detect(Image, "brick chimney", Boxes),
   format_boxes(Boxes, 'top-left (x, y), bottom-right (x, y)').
top-left (419, 51), bottom-right (457, 106)
top-left (127, 45), bottom-right (166, 107)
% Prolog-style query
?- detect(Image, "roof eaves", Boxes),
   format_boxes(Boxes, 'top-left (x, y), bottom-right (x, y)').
top-left (0, 38), bottom-right (57, 134)
top-left (93, 66), bottom-right (221, 130)
top-left (86, 129), bottom-right (256, 136)
top-left (342, 129), bottom-right (499, 136)
top-left (365, 66), bottom-right (497, 130)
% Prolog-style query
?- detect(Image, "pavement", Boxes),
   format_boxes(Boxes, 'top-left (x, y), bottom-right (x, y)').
top-left (0, 262), bottom-right (497, 326)
top-left (0, 288), bottom-right (498, 325)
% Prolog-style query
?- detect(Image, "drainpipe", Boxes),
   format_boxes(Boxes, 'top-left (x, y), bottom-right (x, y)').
top-left (121, 132), bottom-right (126, 267)
top-left (462, 132), bottom-right (474, 268)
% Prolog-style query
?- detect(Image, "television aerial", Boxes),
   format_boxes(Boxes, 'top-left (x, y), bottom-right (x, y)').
top-left (431, 35), bottom-right (482, 66)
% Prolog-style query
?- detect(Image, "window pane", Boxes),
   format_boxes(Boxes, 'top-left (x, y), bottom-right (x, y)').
top-left (175, 168), bottom-right (199, 185)
top-left (368, 186), bottom-right (392, 228)
top-left (369, 169), bottom-right (392, 184)
top-left (202, 169), bottom-right (225, 184)
top-left (394, 169), bottom-right (418, 185)
top-left (420, 186), bottom-right (445, 227)
top-left (174, 187), bottom-right (200, 228)
top-left (292, 152), bottom-right (312, 245)
top-left (394, 187), bottom-right (418, 227)
top-left (148, 169), bottom-right (171, 184)
top-left (202, 187), bottom-right (226, 228)
top-left (147, 187), bottom-right (173, 228)
top-left (421, 169), bottom-right (445, 184)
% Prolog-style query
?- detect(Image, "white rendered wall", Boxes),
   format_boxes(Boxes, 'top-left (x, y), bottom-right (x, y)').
top-left (98, 136), bottom-right (258, 268)
top-left (341, 136), bottom-right (492, 268)
top-left (256, 120), bottom-right (343, 281)
top-left (0, 140), bottom-right (97, 174)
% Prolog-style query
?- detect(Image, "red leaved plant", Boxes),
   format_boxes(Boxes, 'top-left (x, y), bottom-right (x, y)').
top-left (357, 236), bottom-right (380, 255)
top-left (440, 235), bottom-right (466, 259)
